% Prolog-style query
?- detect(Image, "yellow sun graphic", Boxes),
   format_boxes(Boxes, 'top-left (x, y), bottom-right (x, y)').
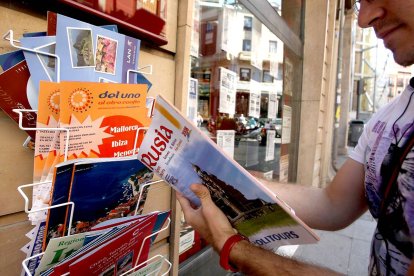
top-left (68, 88), bottom-right (93, 113)
top-left (47, 89), bottom-right (60, 114)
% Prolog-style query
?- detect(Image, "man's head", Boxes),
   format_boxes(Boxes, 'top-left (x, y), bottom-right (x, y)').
top-left (357, 0), bottom-right (414, 66)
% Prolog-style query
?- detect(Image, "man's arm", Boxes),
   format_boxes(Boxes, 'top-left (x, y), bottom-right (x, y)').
top-left (264, 158), bottom-right (368, 230)
top-left (231, 239), bottom-right (340, 276)
top-left (177, 184), bottom-right (341, 275)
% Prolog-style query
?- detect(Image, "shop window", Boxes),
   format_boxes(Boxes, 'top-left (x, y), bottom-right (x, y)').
top-left (240, 68), bottom-right (251, 81)
top-left (242, 39), bottom-right (251, 51)
top-left (244, 16), bottom-right (253, 31)
top-left (269, 40), bottom-right (277, 54)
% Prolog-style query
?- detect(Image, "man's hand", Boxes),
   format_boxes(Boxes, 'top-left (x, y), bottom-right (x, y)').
top-left (176, 183), bottom-right (236, 252)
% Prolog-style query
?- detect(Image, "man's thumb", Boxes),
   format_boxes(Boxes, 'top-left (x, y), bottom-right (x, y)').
top-left (190, 184), bottom-right (213, 205)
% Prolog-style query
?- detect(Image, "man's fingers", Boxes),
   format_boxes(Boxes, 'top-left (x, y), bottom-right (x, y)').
top-left (190, 184), bottom-right (214, 207)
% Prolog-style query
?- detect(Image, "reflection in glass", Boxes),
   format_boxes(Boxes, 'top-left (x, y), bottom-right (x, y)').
top-left (191, 1), bottom-right (284, 181)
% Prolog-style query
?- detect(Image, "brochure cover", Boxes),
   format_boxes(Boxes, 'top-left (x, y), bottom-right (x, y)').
top-left (0, 60), bottom-right (37, 138)
top-left (20, 36), bottom-right (57, 107)
top-left (0, 49), bottom-right (25, 72)
top-left (64, 157), bottom-right (154, 235)
top-left (47, 213), bottom-right (156, 276)
top-left (36, 231), bottom-right (90, 275)
top-left (43, 159), bottom-right (81, 250)
top-left (57, 81), bottom-right (150, 161)
top-left (45, 224), bottom-right (133, 276)
top-left (55, 14), bottom-right (140, 84)
top-left (33, 81), bottom-right (60, 183)
top-left (22, 221), bottom-right (45, 276)
top-left (137, 96), bottom-right (320, 250)
top-left (68, 214), bottom-right (157, 276)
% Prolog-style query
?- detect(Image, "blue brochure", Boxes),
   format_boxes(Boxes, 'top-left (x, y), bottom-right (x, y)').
top-left (55, 14), bottom-right (141, 83)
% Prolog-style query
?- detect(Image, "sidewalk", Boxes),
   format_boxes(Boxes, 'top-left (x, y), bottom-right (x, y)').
top-left (276, 148), bottom-right (377, 275)
top-left (277, 211), bottom-right (376, 275)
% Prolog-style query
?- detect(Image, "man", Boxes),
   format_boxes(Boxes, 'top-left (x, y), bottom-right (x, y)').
top-left (177, 1), bottom-right (414, 275)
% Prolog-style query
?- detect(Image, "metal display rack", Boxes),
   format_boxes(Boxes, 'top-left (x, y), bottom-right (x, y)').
top-left (3, 29), bottom-right (171, 276)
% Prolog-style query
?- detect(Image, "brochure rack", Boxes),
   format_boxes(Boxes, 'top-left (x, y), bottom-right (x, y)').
top-left (4, 30), bottom-right (172, 276)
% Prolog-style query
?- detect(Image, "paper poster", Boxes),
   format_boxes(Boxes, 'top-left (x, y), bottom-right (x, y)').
top-left (268, 93), bottom-right (278, 119)
top-left (188, 78), bottom-right (198, 125)
top-left (248, 80), bottom-right (261, 118)
top-left (265, 130), bottom-right (276, 162)
top-left (217, 130), bottom-right (235, 159)
top-left (219, 67), bottom-right (237, 115)
top-left (279, 154), bottom-right (289, 183)
top-left (282, 105), bottom-right (292, 144)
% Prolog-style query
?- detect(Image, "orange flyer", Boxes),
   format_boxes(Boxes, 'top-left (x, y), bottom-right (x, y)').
top-left (33, 81), bottom-right (61, 182)
top-left (58, 81), bottom-right (151, 161)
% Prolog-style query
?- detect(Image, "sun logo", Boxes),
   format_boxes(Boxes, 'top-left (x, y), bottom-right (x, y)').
top-left (47, 89), bottom-right (60, 114)
top-left (68, 88), bottom-right (93, 113)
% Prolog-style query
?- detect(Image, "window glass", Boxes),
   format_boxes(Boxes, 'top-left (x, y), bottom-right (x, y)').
top-left (190, 0), bottom-right (301, 182)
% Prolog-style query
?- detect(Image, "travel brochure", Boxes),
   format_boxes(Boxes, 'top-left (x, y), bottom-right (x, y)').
top-left (55, 14), bottom-right (141, 84)
top-left (137, 96), bottom-right (319, 250)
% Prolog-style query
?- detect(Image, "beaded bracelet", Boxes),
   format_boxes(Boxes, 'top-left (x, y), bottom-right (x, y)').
top-left (219, 234), bottom-right (249, 272)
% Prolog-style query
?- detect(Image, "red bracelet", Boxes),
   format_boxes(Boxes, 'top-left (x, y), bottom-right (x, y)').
top-left (219, 234), bottom-right (249, 272)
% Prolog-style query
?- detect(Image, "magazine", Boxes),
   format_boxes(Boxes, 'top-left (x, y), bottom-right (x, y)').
top-left (137, 96), bottom-right (320, 250)
top-left (57, 81), bottom-right (151, 161)
top-left (55, 14), bottom-right (141, 84)
top-left (0, 60), bottom-right (37, 139)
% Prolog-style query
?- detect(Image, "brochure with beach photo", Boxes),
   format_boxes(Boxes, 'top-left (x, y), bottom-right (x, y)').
top-left (63, 157), bottom-right (155, 236)
top-left (137, 96), bottom-right (320, 251)
top-left (55, 14), bottom-right (140, 84)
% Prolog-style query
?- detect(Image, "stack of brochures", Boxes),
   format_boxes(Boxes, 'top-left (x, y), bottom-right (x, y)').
top-left (1, 12), bottom-right (167, 276)
top-left (37, 211), bottom-right (169, 276)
